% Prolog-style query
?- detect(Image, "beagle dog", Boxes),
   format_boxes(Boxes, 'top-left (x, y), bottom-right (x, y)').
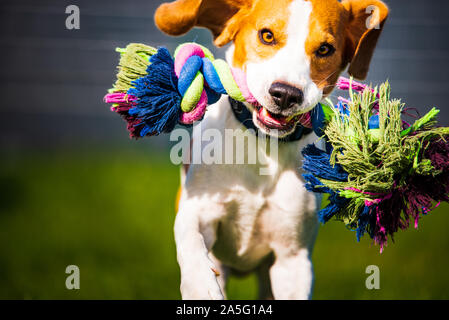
top-left (155, 0), bottom-right (388, 299)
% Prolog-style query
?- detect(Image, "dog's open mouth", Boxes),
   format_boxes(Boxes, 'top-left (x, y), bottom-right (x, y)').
top-left (255, 106), bottom-right (297, 131)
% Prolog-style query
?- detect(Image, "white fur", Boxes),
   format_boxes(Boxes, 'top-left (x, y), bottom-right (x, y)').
top-left (246, 0), bottom-right (322, 116)
top-left (175, 0), bottom-right (323, 300)
top-left (176, 97), bottom-right (321, 299)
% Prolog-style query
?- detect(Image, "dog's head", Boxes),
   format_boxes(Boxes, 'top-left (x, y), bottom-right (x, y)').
top-left (155, 0), bottom-right (388, 137)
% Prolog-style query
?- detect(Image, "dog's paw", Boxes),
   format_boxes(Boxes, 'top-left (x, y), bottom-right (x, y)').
top-left (180, 262), bottom-right (224, 300)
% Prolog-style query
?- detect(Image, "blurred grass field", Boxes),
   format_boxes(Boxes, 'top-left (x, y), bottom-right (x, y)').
top-left (1, 147), bottom-right (448, 299)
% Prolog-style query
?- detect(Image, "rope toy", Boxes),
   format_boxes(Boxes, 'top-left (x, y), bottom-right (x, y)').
top-left (104, 42), bottom-right (261, 137)
top-left (302, 77), bottom-right (449, 252)
top-left (104, 42), bottom-right (449, 252)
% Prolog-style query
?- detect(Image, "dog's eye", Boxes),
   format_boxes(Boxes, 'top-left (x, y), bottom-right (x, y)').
top-left (316, 43), bottom-right (335, 57)
top-left (259, 29), bottom-right (275, 45)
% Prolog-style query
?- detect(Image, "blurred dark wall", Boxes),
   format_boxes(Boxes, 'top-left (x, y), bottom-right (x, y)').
top-left (1, 0), bottom-right (448, 151)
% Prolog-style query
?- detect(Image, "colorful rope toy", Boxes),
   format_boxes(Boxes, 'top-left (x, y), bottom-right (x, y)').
top-left (104, 42), bottom-right (259, 138)
top-left (302, 78), bottom-right (449, 252)
top-left (104, 42), bottom-right (449, 252)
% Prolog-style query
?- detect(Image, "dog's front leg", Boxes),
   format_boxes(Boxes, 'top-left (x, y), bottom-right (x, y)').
top-left (174, 206), bottom-right (224, 300)
top-left (269, 248), bottom-right (314, 300)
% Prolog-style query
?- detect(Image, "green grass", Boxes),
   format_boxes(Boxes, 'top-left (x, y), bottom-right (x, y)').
top-left (0, 148), bottom-right (448, 299)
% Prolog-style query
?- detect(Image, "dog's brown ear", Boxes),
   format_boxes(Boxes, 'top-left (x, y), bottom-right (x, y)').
top-left (342, 0), bottom-right (389, 80)
top-left (155, 0), bottom-right (250, 45)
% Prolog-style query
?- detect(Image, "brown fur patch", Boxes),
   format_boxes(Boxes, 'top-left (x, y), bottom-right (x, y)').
top-left (305, 0), bottom-right (388, 91)
top-left (306, 0), bottom-right (348, 94)
top-left (342, 0), bottom-right (389, 79)
top-left (155, 0), bottom-right (242, 38)
top-left (228, 0), bottom-right (293, 70)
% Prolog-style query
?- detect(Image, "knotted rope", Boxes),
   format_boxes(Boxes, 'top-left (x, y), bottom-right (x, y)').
top-left (103, 43), bottom-right (449, 251)
top-left (104, 42), bottom-right (262, 137)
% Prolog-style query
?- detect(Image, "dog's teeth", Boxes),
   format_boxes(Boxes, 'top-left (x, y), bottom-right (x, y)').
top-left (262, 108), bottom-right (269, 117)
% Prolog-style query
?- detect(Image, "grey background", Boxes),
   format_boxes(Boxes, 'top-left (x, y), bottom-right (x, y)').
top-left (1, 0), bottom-right (448, 151)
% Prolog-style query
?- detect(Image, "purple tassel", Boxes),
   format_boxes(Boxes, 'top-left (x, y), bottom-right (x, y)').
top-left (370, 137), bottom-right (449, 250)
top-left (104, 93), bottom-right (144, 138)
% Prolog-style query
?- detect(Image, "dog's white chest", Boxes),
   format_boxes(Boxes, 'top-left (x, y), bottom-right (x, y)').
top-left (211, 168), bottom-right (319, 271)
top-left (181, 97), bottom-right (321, 271)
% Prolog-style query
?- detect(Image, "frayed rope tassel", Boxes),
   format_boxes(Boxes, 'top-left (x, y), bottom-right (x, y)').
top-left (302, 77), bottom-right (449, 252)
top-left (104, 42), bottom-right (260, 138)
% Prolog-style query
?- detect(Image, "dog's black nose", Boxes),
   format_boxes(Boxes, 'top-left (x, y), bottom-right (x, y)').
top-left (269, 82), bottom-right (304, 110)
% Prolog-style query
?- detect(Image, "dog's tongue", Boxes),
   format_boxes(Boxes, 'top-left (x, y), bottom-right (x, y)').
top-left (257, 107), bottom-right (292, 128)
